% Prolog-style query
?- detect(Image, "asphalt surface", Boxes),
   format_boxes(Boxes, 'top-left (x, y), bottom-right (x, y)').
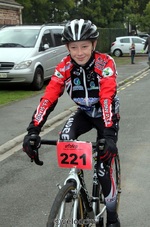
top-left (0, 56), bottom-right (149, 155)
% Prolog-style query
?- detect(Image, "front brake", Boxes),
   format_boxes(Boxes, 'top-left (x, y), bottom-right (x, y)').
top-left (31, 149), bottom-right (43, 166)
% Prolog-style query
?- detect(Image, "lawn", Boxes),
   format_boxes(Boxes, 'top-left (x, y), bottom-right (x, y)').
top-left (113, 54), bottom-right (147, 66)
top-left (0, 87), bottom-right (42, 106)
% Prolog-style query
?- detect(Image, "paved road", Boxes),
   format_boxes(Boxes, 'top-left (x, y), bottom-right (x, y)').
top-left (0, 56), bottom-right (149, 154)
top-left (1, 69), bottom-right (150, 226)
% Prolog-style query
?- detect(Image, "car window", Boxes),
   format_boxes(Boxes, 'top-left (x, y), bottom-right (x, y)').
top-left (39, 29), bottom-right (53, 51)
top-left (132, 38), bottom-right (144, 44)
top-left (51, 29), bottom-right (63, 46)
top-left (0, 28), bottom-right (40, 47)
top-left (41, 30), bottom-right (53, 47)
top-left (120, 38), bottom-right (130, 43)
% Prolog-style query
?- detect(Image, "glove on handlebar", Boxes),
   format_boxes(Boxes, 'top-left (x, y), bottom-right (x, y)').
top-left (23, 134), bottom-right (41, 159)
top-left (97, 138), bottom-right (118, 162)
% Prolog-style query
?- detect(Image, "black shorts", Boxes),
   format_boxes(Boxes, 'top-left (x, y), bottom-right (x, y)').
top-left (59, 108), bottom-right (119, 142)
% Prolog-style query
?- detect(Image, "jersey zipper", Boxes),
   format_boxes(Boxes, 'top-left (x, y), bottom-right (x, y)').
top-left (81, 67), bottom-right (89, 106)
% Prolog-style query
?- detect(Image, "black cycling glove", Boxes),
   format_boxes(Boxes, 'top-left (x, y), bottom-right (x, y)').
top-left (97, 138), bottom-right (118, 162)
top-left (97, 125), bottom-right (118, 162)
top-left (23, 133), bottom-right (41, 159)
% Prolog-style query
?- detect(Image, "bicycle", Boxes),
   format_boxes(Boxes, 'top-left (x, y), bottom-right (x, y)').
top-left (33, 139), bottom-right (121, 227)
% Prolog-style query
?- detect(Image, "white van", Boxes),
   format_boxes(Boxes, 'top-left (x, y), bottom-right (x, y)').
top-left (0, 25), bottom-right (68, 90)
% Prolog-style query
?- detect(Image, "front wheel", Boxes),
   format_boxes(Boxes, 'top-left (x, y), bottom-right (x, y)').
top-left (47, 182), bottom-right (84, 227)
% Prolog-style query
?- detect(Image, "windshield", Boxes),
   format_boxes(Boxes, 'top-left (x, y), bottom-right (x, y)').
top-left (0, 28), bottom-right (40, 48)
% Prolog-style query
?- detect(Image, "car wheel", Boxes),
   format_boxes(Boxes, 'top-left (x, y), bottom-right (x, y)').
top-left (31, 67), bottom-right (44, 90)
top-left (113, 49), bottom-right (122, 57)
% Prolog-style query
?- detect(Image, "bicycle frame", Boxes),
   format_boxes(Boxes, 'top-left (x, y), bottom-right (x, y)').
top-left (38, 139), bottom-right (107, 225)
top-left (56, 161), bottom-right (105, 225)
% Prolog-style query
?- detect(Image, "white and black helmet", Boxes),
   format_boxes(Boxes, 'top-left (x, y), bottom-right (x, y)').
top-left (61, 19), bottom-right (99, 44)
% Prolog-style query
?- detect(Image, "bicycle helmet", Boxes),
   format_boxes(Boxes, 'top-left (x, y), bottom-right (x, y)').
top-left (61, 19), bottom-right (99, 44)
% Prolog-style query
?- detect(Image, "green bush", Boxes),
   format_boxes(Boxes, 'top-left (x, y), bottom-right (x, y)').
top-left (96, 28), bottom-right (128, 54)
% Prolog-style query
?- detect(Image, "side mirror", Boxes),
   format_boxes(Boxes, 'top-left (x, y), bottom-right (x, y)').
top-left (43, 44), bottom-right (49, 50)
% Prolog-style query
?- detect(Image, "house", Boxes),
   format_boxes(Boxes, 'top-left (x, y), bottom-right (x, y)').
top-left (0, 0), bottom-right (23, 26)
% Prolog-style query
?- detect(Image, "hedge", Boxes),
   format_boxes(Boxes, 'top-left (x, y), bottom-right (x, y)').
top-left (96, 28), bottom-right (128, 54)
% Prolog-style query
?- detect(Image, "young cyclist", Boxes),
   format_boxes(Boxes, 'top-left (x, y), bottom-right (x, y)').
top-left (23, 19), bottom-right (120, 227)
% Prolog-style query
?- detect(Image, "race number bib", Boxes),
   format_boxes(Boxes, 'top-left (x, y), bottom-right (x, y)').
top-left (57, 141), bottom-right (92, 170)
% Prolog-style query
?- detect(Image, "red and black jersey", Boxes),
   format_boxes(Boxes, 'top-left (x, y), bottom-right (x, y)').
top-left (28, 51), bottom-right (119, 133)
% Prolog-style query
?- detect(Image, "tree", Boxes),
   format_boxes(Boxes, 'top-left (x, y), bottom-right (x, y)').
top-left (16, 0), bottom-right (74, 24)
top-left (15, 0), bottom-right (150, 31)
top-left (138, 2), bottom-right (150, 33)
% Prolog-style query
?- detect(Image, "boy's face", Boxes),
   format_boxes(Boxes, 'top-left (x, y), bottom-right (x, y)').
top-left (67, 40), bottom-right (97, 66)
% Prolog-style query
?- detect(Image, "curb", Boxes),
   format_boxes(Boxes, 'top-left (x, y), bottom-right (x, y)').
top-left (118, 66), bottom-right (149, 87)
top-left (0, 66), bottom-right (149, 155)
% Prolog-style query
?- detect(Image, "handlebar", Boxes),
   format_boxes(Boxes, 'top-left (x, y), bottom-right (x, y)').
top-left (30, 140), bottom-right (57, 166)
top-left (41, 139), bottom-right (57, 145)
top-left (31, 139), bottom-right (105, 166)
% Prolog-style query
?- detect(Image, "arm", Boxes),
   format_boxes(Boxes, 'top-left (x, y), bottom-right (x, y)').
top-left (99, 56), bottom-right (117, 128)
top-left (23, 59), bottom-right (67, 160)
top-left (27, 71), bottom-right (65, 134)
top-left (97, 56), bottom-right (119, 162)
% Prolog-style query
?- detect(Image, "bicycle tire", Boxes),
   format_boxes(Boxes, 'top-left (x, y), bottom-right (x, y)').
top-left (114, 154), bottom-right (121, 211)
top-left (47, 182), bottom-right (84, 227)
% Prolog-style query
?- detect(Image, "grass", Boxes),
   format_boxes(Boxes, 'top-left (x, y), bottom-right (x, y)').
top-left (0, 86), bottom-right (42, 106)
top-left (113, 56), bottom-right (130, 66)
top-left (0, 55), bottom-right (147, 106)
top-left (113, 54), bottom-right (147, 66)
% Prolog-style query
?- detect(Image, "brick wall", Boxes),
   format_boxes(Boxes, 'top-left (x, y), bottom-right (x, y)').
top-left (0, 7), bottom-right (20, 25)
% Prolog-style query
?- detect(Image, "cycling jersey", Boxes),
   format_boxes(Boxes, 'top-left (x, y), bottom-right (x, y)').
top-left (28, 51), bottom-right (119, 133)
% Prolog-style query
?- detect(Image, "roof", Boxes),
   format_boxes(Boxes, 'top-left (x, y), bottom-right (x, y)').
top-left (0, 0), bottom-right (22, 7)
top-left (2, 24), bottom-right (65, 30)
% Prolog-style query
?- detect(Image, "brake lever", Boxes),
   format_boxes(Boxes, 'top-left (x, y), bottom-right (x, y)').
top-left (31, 149), bottom-right (43, 166)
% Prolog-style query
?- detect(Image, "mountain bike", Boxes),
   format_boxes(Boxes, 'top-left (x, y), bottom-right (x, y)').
top-left (33, 139), bottom-right (121, 227)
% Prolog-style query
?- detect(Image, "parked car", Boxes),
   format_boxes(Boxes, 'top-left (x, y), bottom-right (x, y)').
top-left (0, 25), bottom-right (68, 90)
top-left (110, 36), bottom-right (146, 57)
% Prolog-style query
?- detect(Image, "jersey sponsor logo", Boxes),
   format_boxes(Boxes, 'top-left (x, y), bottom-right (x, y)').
top-left (95, 57), bottom-right (106, 70)
top-left (73, 85), bottom-right (84, 91)
top-left (60, 113), bottom-right (75, 140)
top-left (60, 62), bottom-right (72, 72)
top-left (102, 67), bottom-right (113, 77)
top-left (74, 78), bottom-right (81, 85)
top-left (73, 97), bottom-right (99, 106)
top-left (54, 70), bottom-right (63, 78)
top-left (103, 99), bottom-right (112, 127)
top-left (34, 99), bottom-right (50, 125)
top-left (90, 81), bottom-right (95, 88)
top-left (73, 71), bottom-right (81, 76)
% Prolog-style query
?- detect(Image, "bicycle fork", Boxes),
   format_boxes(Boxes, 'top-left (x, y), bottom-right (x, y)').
top-left (64, 168), bottom-right (95, 219)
